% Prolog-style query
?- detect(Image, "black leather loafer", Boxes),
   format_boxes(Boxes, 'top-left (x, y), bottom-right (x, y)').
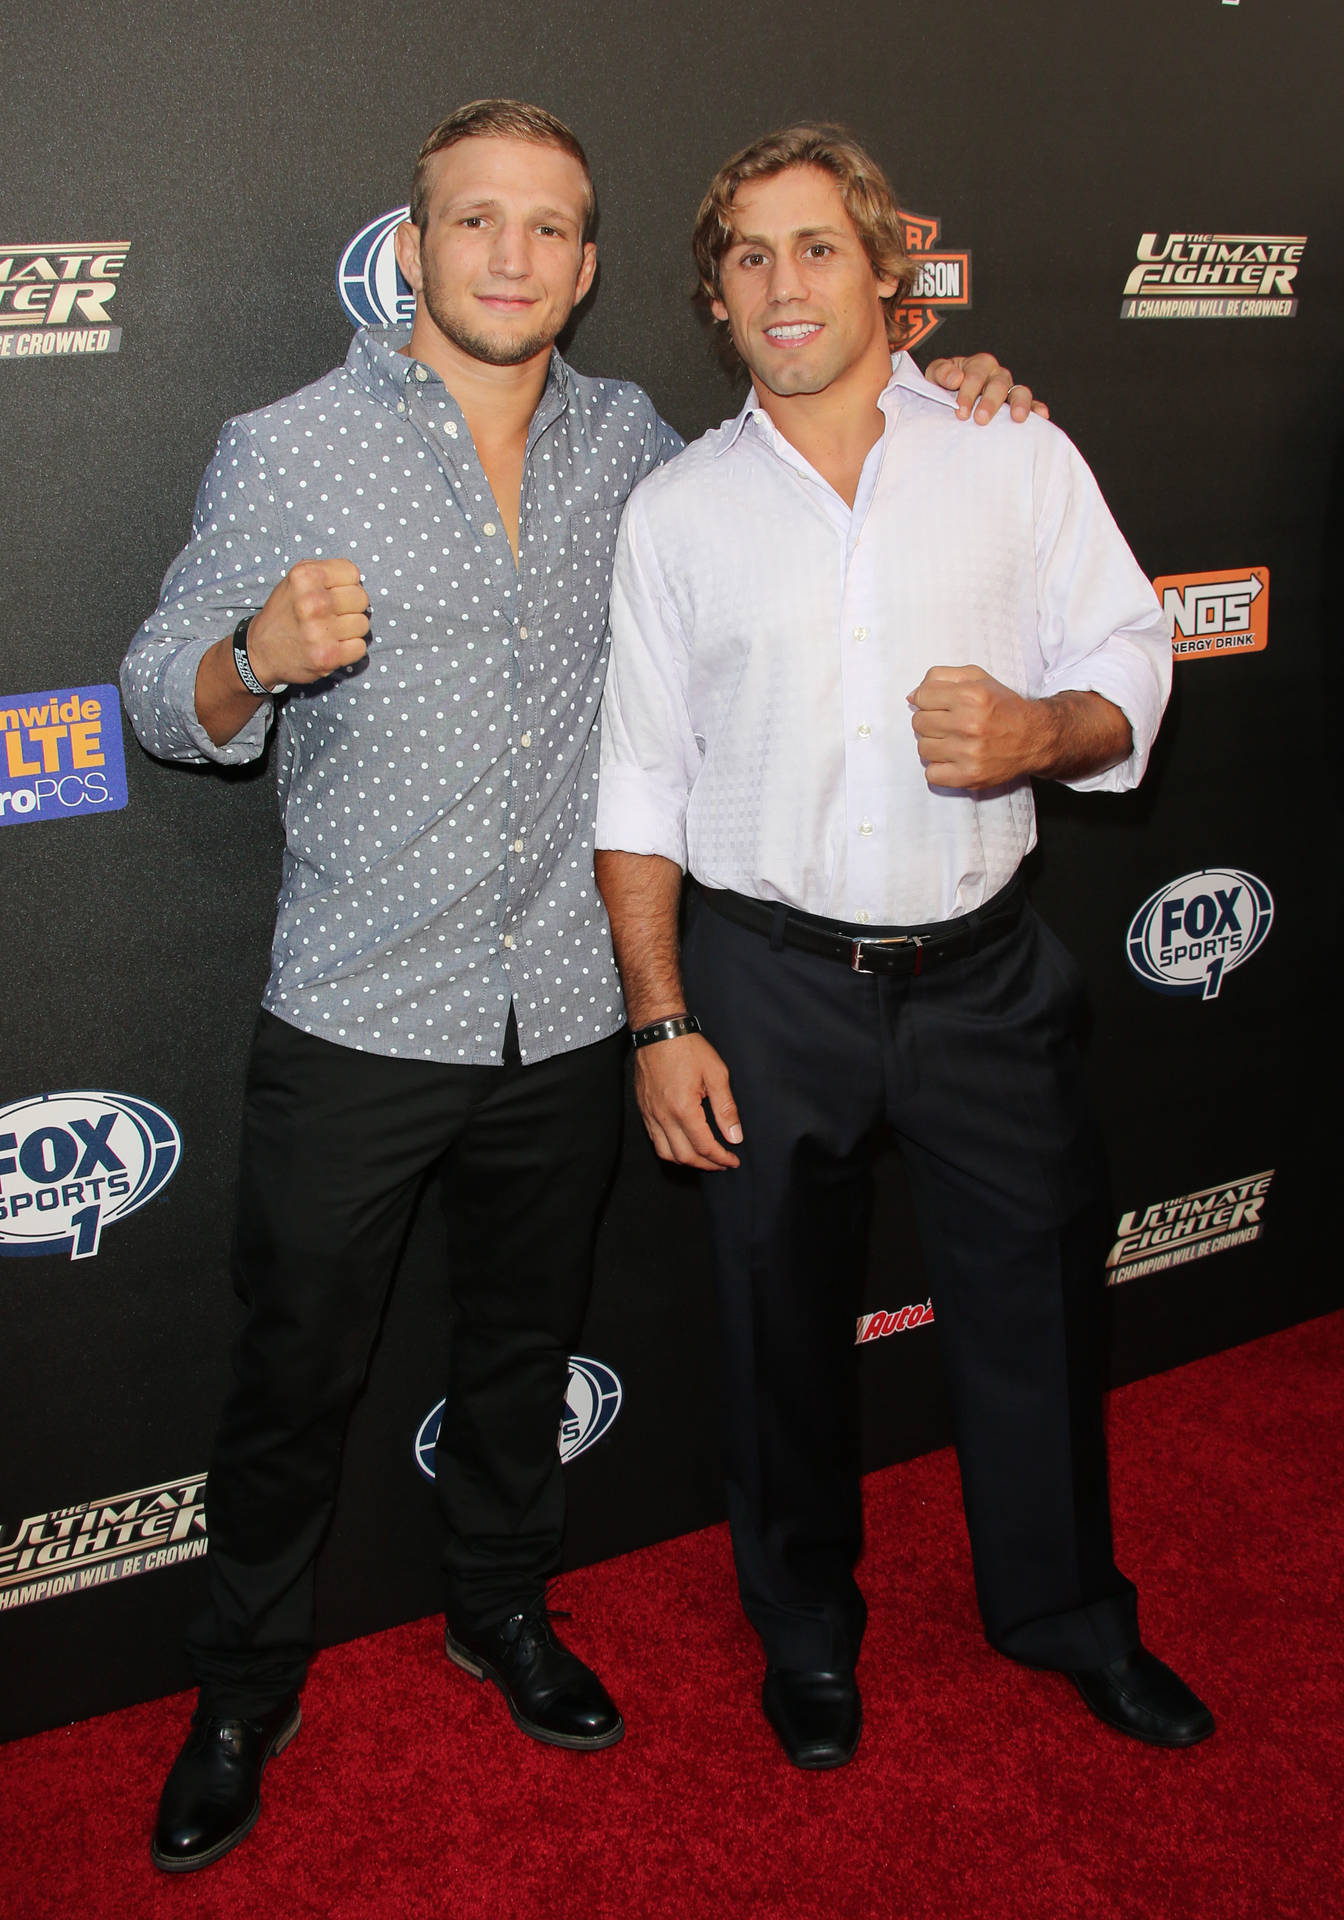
top-left (445, 1608), bottom-right (624, 1750)
top-left (150, 1693), bottom-right (301, 1872)
top-left (1070, 1648), bottom-right (1215, 1747)
top-left (762, 1667), bottom-right (862, 1770)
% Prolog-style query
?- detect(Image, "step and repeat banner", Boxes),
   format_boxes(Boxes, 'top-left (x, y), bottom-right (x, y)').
top-left (2, 0), bottom-right (1340, 1739)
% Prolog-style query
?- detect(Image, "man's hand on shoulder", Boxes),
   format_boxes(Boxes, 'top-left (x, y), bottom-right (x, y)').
top-left (634, 1032), bottom-right (743, 1172)
top-left (908, 667), bottom-right (1132, 789)
top-left (923, 352), bottom-right (1049, 425)
top-left (246, 558), bottom-right (371, 689)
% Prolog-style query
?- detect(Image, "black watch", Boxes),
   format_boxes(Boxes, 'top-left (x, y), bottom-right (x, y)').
top-left (232, 614), bottom-right (286, 697)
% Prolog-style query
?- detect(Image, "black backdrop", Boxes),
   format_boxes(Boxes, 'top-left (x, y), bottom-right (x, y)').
top-left (2, 0), bottom-right (1341, 1740)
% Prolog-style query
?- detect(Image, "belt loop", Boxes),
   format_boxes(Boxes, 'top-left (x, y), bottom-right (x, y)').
top-left (768, 903), bottom-right (789, 953)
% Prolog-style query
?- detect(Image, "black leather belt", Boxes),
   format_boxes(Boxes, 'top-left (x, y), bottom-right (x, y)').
top-left (697, 877), bottom-right (1024, 976)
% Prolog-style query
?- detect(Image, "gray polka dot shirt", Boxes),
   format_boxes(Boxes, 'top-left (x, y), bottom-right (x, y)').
top-left (120, 326), bottom-right (682, 1065)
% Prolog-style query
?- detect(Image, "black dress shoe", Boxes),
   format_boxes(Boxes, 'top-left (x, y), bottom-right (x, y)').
top-left (150, 1693), bottom-right (301, 1872)
top-left (445, 1608), bottom-right (624, 1750)
top-left (1070, 1648), bottom-right (1214, 1747)
top-left (762, 1667), bottom-right (862, 1770)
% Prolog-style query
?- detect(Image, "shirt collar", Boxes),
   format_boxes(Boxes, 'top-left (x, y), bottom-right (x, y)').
top-left (343, 325), bottom-right (572, 427)
top-left (712, 349), bottom-right (957, 457)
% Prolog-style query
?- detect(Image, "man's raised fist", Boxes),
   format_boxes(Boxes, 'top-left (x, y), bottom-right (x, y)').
top-left (245, 558), bottom-right (371, 688)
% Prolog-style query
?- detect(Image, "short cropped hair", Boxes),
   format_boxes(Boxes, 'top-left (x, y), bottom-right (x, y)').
top-left (691, 124), bottom-right (919, 356)
top-left (410, 100), bottom-right (597, 241)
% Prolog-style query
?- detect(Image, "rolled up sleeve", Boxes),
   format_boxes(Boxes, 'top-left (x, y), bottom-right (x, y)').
top-left (596, 491), bottom-right (701, 866)
top-left (1033, 431), bottom-right (1172, 792)
top-left (119, 419), bottom-right (288, 765)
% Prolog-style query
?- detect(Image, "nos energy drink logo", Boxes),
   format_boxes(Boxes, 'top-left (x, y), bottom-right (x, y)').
top-left (337, 208), bottom-right (413, 327)
top-left (1, 684), bottom-right (127, 827)
top-left (414, 1356), bottom-right (623, 1478)
top-left (1126, 869), bottom-right (1273, 1000)
top-left (0, 1093), bottom-right (182, 1260)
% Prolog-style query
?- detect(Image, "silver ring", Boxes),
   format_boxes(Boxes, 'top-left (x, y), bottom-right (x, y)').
top-left (1004, 383), bottom-right (1027, 401)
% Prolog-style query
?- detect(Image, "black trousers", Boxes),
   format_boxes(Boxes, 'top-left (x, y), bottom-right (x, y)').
top-left (682, 884), bottom-right (1140, 1676)
top-left (187, 1009), bottom-right (623, 1716)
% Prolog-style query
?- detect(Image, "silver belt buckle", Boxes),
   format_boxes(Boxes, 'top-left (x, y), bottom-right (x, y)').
top-left (849, 933), bottom-right (923, 975)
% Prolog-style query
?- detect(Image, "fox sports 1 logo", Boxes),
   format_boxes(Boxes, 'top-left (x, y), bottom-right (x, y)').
top-left (337, 207), bottom-right (413, 327)
top-left (0, 1091), bottom-right (182, 1261)
top-left (1126, 867), bottom-right (1273, 1000)
top-left (414, 1356), bottom-right (623, 1479)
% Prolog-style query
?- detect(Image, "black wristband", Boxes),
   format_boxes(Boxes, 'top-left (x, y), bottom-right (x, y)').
top-left (630, 1013), bottom-right (702, 1049)
top-left (232, 614), bottom-right (286, 697)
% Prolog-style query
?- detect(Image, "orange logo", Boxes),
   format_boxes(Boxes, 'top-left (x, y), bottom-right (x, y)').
top-left (1153, 566), bottom-right (1269, 661)
top-left (896, 210), bottom-right (972, 351)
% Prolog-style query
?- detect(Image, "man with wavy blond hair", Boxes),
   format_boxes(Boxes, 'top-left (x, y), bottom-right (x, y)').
top-left (596, 124), bottom-right (1212, 1770)
top-left (124, 99), bottom-right (1037, 1863)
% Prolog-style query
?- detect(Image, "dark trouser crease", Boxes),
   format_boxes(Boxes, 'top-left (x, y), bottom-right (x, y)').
top-left (683, 887), bottom-right (1140, 1678)
top-left (187, 1009), bottom-right (622, 1718)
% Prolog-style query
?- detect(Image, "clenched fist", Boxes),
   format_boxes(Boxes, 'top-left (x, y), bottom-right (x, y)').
top-left (907, 664), bottom-right (1044, 790)
top-left (245, 558), bottom-right (371, 689)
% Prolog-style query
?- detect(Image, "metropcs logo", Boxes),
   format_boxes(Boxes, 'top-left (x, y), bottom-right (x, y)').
top-left (414, 1355), bottom-right (622, 1479)
top-left (0, 242), bottom-right (129, 359)
top-left (1155, 567), bottom-right (1269, 661)
top-left (1108, 1170), bottom-right (1273, 1286)
top-left (337, 208), bottom-right (412, 327)
top-left (1120, 234), bottom-right (1305, 320)
top-left (1126, 869), bottom-right (1273, 1000)
top-left (0, 1093), bottom-right (182, 1261)
top-left (0, 1472), bottom-right (207, 1611)
top-left (0, 684), bottom-right (128, 827)
top-left (896, 210), bottom-right (972, 350)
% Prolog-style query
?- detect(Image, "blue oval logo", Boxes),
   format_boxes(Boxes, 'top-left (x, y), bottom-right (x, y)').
top-left (336, 207), bottom-right (413, 328)
top-left (414, 1355), bottom-right (623, 1480)
top-left (0, 1091), bottom-right (182, 1261)
top-left (1126, 867), bottom-right (1273, 999)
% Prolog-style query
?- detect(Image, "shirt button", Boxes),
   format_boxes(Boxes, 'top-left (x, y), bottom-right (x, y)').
top-left (395, 398), bottom-right (407, 415)
top-left (502, 933), bottom-right (516, 950)
top-left (512, 838), bottom-right (525, 854)
top-left (853, 625), bottom-right (868, 642)
top-left (520, 731), bottom-right (532, 747)
top-left (857, 723), bottom-right (872, 739)
top-left (855, 910), bottom-right (871, 925)
top-left (482, 521), bottom-right (497, 536)
top-left (858, 821), bottom-right (874, 836)
top-left (518, 625), bottom-right (529, 639)
top-left (413, 364), bottom-right (428, 382)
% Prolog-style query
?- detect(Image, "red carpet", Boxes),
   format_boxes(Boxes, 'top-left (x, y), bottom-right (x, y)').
top-left (2, 1313), bottom-right (1341, 1920)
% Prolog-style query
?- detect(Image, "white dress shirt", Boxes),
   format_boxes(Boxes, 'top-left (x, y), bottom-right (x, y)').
top-left (596, 353), bottom-right (1171, 927)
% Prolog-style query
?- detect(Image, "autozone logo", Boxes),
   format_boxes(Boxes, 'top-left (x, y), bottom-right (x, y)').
top-left (856, 1298), bottom-right (935, 1344)
top-left (896, 211), bottom-right (971, 350)
top-left (1155, 568), bottom-right (1268, 660)
top-left (1126, 868), bottom-right (1273, 1000)
top-left (0, 243), bottom-right (128, 359)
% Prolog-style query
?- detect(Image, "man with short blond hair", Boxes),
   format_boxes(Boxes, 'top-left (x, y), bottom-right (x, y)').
top-left (124, 102), bottom-right (1034, 1864)
top-left (596, 124), bottom-right (1212, 1770)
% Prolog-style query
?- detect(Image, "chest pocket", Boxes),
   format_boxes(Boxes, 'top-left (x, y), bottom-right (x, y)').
top-left (567, 507), bottom-right (620, 579)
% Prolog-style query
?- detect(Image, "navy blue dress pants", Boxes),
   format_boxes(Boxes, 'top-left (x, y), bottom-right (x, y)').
top-left (681, 882), bottom-right (1140, 1677)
